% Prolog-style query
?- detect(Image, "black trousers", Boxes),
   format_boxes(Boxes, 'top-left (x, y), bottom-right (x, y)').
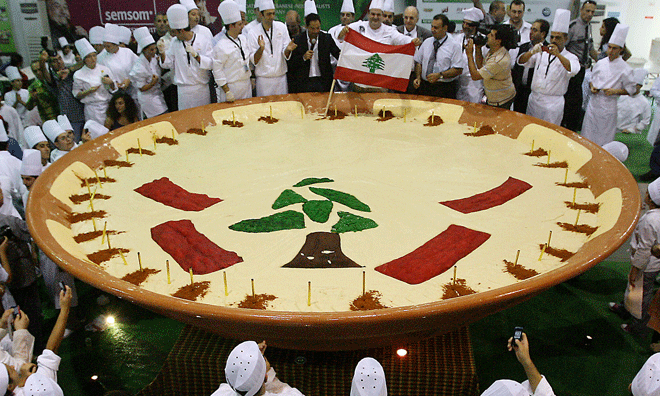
top-left (561, 66), bottom-right (586, 132)
top-left (10, 282), bottom-right (44, 354)
top-left (419, 79), bottom-right (458, 99)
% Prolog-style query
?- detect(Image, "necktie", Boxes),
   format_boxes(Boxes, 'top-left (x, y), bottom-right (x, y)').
top-left (427, 39), bottom-right (440, 78)
top-left (581, 23), bottom-right (589, 66)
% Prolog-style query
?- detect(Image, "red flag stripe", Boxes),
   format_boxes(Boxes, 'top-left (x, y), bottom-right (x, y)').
top-left (335, 66), bottom-right (409, 92)
top-left (344, 28), bottom-right (416, 56)
top-left (440, 177), bottom-right (533, 214)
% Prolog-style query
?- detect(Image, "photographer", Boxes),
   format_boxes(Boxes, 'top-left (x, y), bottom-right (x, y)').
top-left (481, 332), bottom-right (555, 396)
top-left (466, 24), bottom-right (517, 108)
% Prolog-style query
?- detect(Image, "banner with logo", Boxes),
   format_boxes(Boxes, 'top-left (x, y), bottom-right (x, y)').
top-left (0, 0), bottom-right (16, 53)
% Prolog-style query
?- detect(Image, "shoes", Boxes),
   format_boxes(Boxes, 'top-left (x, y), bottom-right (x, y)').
top-left (640, 172), bottom-right (659, 182)
top-left (651, 343), bottom-right (660, 353)
top-left (609, 302), bottom-right (631, 319)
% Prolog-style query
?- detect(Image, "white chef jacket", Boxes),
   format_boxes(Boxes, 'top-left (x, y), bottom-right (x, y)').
top-left (631, 209), bottom-right (660, 272)
top-left (97, 47), bottom-right (139, 88)
top-left (0, 328), bottom-right (34, 370)
top-left (50, 142), bottom-right (79, 163)
top-left (0, 152), bottom-right (28, 200)
top-left (0, 104), bottom-right (26, 149)
top-left (581, 56), bottom-right (636, 146)
top-left (129, 54), bottom-right (168, 118)
top-left (524, 49), bottom-right (579, 96)
top-left (14, 349), bottom-right (61, 396)
top-left (210, 368), bottom-right (304, 396)
top-left (247, 21), bottom-right (290, 78)
top-left (617, 93), bottom-right (651, 134)
top-left (57, 50), bottom-right (77, 68)
top-left (72, 64), bottom-right (117, 123)
top-left (648, 78), bottom-right (660, 145)
top-left (160, 32), bottom-right (213, 87)
top-left (243, 19), bottom-right (260, 40)
top-left (413, 34), bottom-right (463, 82)
top-left (213, 33), bottom-right (252, 102)
top-left (3, 89), bottom-right (28, 122)
top-left (344, 21), bottom-right (412, 46)
top-left (193, 24), bottom-right (214, 42)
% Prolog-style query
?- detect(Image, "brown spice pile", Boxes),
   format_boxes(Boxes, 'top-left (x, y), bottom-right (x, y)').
top-left (187, 128), bottom-right (207, 135)
top-left (350, 290), bottom-right (388, 311)
top-left (465, 125), bottom-right (496, 137)
top-left (172, 281), bottom-right (211, 301)
top-left (73, 230), bottom-right (119, 243)
top-left (80, 177), bottom-right (116, 187)
top-left (442, 279), bottom-right (476, 299)
top-left (503, 260), bottom-right (539, 280)
top-left (237, 293), bottom-right (277, 309)
top-left (525, 148), bottom-right (549, 157)
top-left (535, 161), bottom-right (569, 168)
top-left (122, 268), bottom-right (161, 286)
top-left (127, 148), bottom-right (155, 156)
top-left (68, 210), bottom-right (106, 223)
top-left (222, 120), bottom-right (244, 127)
top-left (539, 244), bottom-right (575, 262)
top-left (87, 247), bottom-right (130, 265)
top-left (156, 137), bottom-right (178, 145)
top-left (557, 222), bottom-right (598, 236)
top-left (565, 201), bottom-right (600, 214)
top-left (69, 193), bottom-right (110, 204)
top-left (424, 115), bottom-right (443, 126)
top-left (328, 110), bottom-right (347, 120)
top-left (258, 116), bottom-right (279, 124)
top-left (556, 181), bottom-right (589, 188)
top-left (376, 110), bottom-right (395, 121)
top-left (103, 160), bottom-right (132, 168)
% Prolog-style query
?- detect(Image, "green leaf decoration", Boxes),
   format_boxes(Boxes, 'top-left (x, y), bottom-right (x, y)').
top-left (293, 177), bottom-right (334, 187)
top-left (332, 211), bottom-right (378, 233)
top-left (308, 187), bottom-right (371, 212)
top-left (229, 210), bottom-right (305, 233)
top-left (272, 189), bottom-right (307, 209)
top-left (302, 200), bottom-right (333, 223)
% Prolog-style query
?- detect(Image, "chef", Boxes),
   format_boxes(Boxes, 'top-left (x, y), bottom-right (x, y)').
top-left (88, 26), bottom-right (105, 54)
top-left (0, 123), bottom-right (27, 204)
top-left (581, 23), bottom-right (636, 147)
top-left (213, 0), bottom-right (251, 103)
top-left (42, 119), bottom-right (79, 162)
top-left (72, 38), bottom-right (117, 124)
top-left (455, 7), bottom-right (486, 103)
top-left (159, 4), bottom-right (213, 110)
top-left (181, 0), bottom-right (213, 41)
top-left (56, 37), bottom-right (77, 67)
top-left (517, 9), bottom-right (580, 125)
top-left (129, 27), bottom-right (168, 118)
top-left (328, 0), bottom-right (355, 44)
top-left (246, 0), bottom-right (296, 97)
top-left (98, 23), bottom-right (140, 117)
top-left (23, 126), bottom-right (50, 167)
top-left (617, 68), bottom-right (651, 134)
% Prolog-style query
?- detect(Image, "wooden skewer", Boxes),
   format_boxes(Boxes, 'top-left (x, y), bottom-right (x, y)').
top-left (119, 249), bottom-right (128, 265)
top-left (547, 150), bottom-right (551, 165)
top-left (92, 217), bottom-right (97, 232)
top-left (101, 221), bottom-right (107, 245)
top-left (88, 195), bottom-right (94, 212)
top-left (547, 231), bottom-right (552, 247)
top-left (564, 168), bottom-right (568, 184)
top-left (453, 266), bottom-right (457, 284)
top-left (233, 111), bottom-right (236, 124)
top-left (201, 121), bottom-right (205, 133)
top-left (514, 250), bottom-right (520, 266)
top-left (431, 111), bottom-right (435, 123)
top-left (334, 105), bottom-right (337, 117)
top-left (354, 105), bottom-right (357, 117)
top-left (538, 244), bottom-right (547, 261)
top-left (575, 209), bottom-right (581, 226)
top-left (137, 252), bottom-right (142, 270)
top-left (224, 271), bottom-right (228, 296)
top-left (172, 130), bottom-right (176, 140)
top-left (251, 278), bottom-right (255, 297)
top-left (573, 187), bottom-right (577, 204)
top-left (137, 138), bottom-right (142, 156)
top-left (531, 140), bottom-right (535, 152)
top-left (153, 134), bottom-right (157, 151)
top-left (473, 122), bottom-right (477, 133)
top-left (362, 271), bottom-right (365, 295)
top-left (103, 166), bottom-right (107, 178)
top-left (125, 150), bottom-right (129, 163)
top-left (301, 106), bottom-right (304, 119)
top-left (85, 178), bottom-right (92, 197)
top-left (106, 233), bottom-right (111, 250)
top-left (269, 106), bottom-right (272, 119)
top-left (307, 281), bottom-right (311, 306)
top-left (189, 267), bottom-right (194, 286)
top-left (93, 170), bottom-right (101, 186)
top-left (166, 260), bottom-right (170, 284)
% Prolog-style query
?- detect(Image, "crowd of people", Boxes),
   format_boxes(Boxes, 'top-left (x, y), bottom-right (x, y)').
top-left (0, 0), bottom-right (660, 394)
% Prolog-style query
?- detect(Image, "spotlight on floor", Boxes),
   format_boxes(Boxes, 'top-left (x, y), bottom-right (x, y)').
top-left (105, 316), bottom-right (115, 325)
top-left (396, 348), bottom-right (407, 357)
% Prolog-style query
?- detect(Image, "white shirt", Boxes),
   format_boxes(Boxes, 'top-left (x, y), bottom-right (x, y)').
top-left (72, 64), bottom-right (117, 105)
top-left (0, 104), bottom-right (26, 149)
top-left (160, 32), bottom-right (214, 86)
top-left (617, 93), bottom-right (652, 133)
top-left (345, 21), bottom-right (412, 46)
top-left (328, 23), bottom-right (344, 46)
top-left (631, 208), bottom-right (660, 272)
top-left (414, 34), bottom-right (463, 82)
top-left (0, 152), bottom-right (28, 200)
top-left (307, 32), bottom-right (321, 78)
top-left (243, 19), bottom-right (260, 40)
top-left (97, 47), bottom-right (139, 86)
top-left (212, 33), bottom-right (251, 87)
top-left (523, 49), bottom-right (579, 96)
top-left (247, 21), bottom-right (290, 78)
top-left (3, 89), bottom-right (28, 121)
top-left (403, 26), bottom-right (418, 39)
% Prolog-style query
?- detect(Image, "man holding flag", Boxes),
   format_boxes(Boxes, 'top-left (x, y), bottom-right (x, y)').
top-left (337, 0), bottom-right (420, 92)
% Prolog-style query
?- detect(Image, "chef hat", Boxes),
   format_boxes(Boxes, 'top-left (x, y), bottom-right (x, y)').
top-left (84, 120), bottom-right (109, 140)
top-left (58, 37), bottom-right (70, 48)
top-left (350, 358), bottom-right (387, 396)
top-left (633, 68), bottom-right (648, 86)
top-left (0, 364), bottom-right (7, 396)
top-left (260, 0), bottom-right (275, 11)
top-left (462, 7), bottom-right (484, 23)
top-left (602, 141), bottom-right (628, 162)
top-left (75, 38), bottom-right (96, 60)
top-left (304, 0), bottom-right (317, 17)
top-left (480, 380), bottom-right (529, 396)
top-left (369, 0), bottom-right (384, 11)
top-left (632, 353), bottom-right (660, 396)
top-left (5, 66), bottom-right (21, 82)
top-left (551, 9), bottom-right (570, 34)
top-left (24, 126), bottom-right (48, 149)
top-left (235, 0), bottom-right (246, 13)
top-left (23, 372), bottom-right (64, 396)
top-left (134, 26), bottom-right (155, 53)
top-left (383, 0), bottom-right (394, 13)
top-left (89, 26), bottom-right (105, 45)
top-left (341, 0), bottom-right (355, 14)
top-left (609, 23), bottom-right (629, 48)
top-left (57, 115), bottom-right (73, 132)
top-left (253, 0), bottom-right (262, 10)
top-left (224, 341), bottom-right (267, 396)
top-left (219, 1), bottom-right (242, 25)
top-left (119, 26), bottom-right (132, 45)
top-left (0, 120), bottom-right (7, 143)
top-left (180, 0), bottom-right (199, 12)
top-left (104, 23), bottom-right (121, 44)
top-left (43, 119), bottom-right (66, 143)
top-left (649, 178), bottom-right (660, 206)
top-left (21, 149), bottom-right (43, 177)
top-left (167, 4), bottom-right (190, 29)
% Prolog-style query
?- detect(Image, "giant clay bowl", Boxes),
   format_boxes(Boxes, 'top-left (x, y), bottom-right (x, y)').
top-left (27, 93), bottom-right (640, 350)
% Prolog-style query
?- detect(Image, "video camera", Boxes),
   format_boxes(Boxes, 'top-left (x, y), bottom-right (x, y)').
top-left (472, 22), bottom-right (519, 50)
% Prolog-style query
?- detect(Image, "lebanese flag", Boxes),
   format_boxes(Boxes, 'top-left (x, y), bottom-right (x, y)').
top-left (335, 28), bottom-right (416, 92)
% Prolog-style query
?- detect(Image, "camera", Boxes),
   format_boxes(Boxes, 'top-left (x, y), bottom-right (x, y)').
top-left (0, 225), bottom-right (13, 240)
top-left (471, 22), bottom-right (520, 50)
top-left (513, 326), bottom-right (524, 342)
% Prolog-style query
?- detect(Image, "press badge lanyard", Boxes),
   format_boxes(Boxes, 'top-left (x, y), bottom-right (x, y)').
top-left (183, 33), bottom-right (197, 65)
top-left (262, 24), bottom-right (274, 55)
top-left (226, 33), bottom-right (246, 61)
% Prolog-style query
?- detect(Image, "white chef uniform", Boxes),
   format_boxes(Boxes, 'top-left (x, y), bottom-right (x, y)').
top-left (617, 93), bottom-right (651, 134)
top-left (98, 46), bottom-right (140, 115)
top-left (0, 103), bottom-right (26, 149)
top-left (3, 90), bottom-right (28, 123)
top-left (247, 21), bottom-right (291, 97)
top-left (213, 2), bottom-right (252, 102)
top-left (455, 32), bottom-right (487, 103)
top-left (130, 54), bottom-right (168, 118)
top-left (72, 63), bottom-right (117, 124)
top-left (647, 77), bottom-right (660, 145)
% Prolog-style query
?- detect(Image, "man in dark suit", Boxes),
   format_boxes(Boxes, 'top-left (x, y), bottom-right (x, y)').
top-left (512, 19), bottom-right (549, 114)
top-left (287, 13), bottom-right (341, 93)
top-left (397, 6), bottom-right (432, 93)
